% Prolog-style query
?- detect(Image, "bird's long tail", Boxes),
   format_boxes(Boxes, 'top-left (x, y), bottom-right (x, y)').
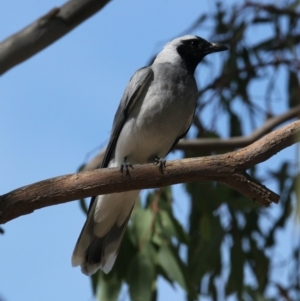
top-left (72, 191), bottom-right (139, 275)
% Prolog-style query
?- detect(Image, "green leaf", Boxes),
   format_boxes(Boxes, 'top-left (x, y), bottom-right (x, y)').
top-left (140, 241), bottom-right (157, 263)
top-left (265, 177), bottom-right (293, 248)
top-left (157, 245), bottom-right (187, 290)
top-left (91, 272), bottom-right (100, 295)
top-left (190, 216), bottom-right (224, 280)
top-left (294, 174), bottom-right (300, 221)
top-left (226, 240), bottom-right (244, 297)
top-left (156, 264), bottom-right (174, 287)
top-left (152, 206), bottom-right (188, 245)
top-left (151, 231), bottom-right (165, 246)
top-left (97, 272), bottom-right (122, 301)
top-left (114, 230), bottom-right (137, 279)
top-left (199, 214), bottom-right (212, 241)
top-left (127, 253), bottom-right (155, 301)
top-left (230, 111), bottom-right (243, 137)
top-left (169, 214), bottom-right (189, 244)
top-left (248, 238), bottom-right (270, 292)
top-left (288, 70), bottom-right (300, 108)
top-left (145, 191), bottom-right (156, 208)
top-left (157, 210), bottom-right (177, 238)
top-left (156, 195), bottom-right (188, 244)
top-left (208, 273), bottom-right (217, 300)
top-left (130, 208), bottom-right (153, 248)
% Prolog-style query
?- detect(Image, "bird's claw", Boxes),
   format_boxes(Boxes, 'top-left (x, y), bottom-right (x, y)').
top-left (120, 158), bottom-right (134, 175)
top-left (154, 157), bottom-right (166, 173)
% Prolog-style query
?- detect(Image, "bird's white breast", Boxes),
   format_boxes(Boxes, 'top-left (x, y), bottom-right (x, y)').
top-left (114, 63), bottom-right (198, 166)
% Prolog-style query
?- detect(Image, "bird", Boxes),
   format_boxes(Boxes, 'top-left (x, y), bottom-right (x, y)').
top-left (72, 35), bottom-right (228, 275)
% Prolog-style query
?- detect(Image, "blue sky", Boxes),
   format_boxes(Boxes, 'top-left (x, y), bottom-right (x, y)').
top-left (0, 1), bottom-right (297, 301)
top-left (0, 1), bottom-right (217, 300)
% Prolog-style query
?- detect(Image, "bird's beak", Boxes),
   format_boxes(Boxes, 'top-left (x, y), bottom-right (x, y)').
top-left (205, 42), bottom-right (228, 54)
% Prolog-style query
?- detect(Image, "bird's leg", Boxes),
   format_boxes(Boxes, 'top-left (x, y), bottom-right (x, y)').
top-left (120, 156), bottom-right (134, 175)
top-left (153, 156), bottom-right (166, 173)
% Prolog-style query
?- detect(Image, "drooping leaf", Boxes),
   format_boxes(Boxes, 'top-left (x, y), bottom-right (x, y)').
top-left (230, 111), bottom-right (243, 137)
top-left (247, 238), bottom-right (270, 292)
top-left (157, 245), bottom-right (187, 290)
top-left (156, 210), bottom-right (176, 238)
top-left (288, 70), bottom-right (300, 108)
top-left (127, 253), bottom-right (155, 301)
top-left (294, 174), bottom-right (300, 221)
top-left (265, 179), bottom-right (293, 248)
top-left (97, 272), bottom-right (122, 301)
top-left (199, 214), bottom-right (212, 242)
top-left (226, 239), bottom-right (245, 297)
top-left (114, 230), bottom-right (137, 279)
top-left (140, 241), bottom-right (157, 263)
top-left (130, 208), bottom-right (154, 248)
top-left (191, 215), bottom-right (224, 280)
top-left (91, 272), bottom-right (100, 295)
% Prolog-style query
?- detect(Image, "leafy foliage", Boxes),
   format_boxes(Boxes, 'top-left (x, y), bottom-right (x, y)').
top-left (79, 1), bottom-right (300, 300)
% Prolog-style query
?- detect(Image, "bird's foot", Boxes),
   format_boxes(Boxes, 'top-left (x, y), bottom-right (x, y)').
top-left (154, 156), bottom-right (166, 173)
top-left (120, 157), bottom-right (134, 175)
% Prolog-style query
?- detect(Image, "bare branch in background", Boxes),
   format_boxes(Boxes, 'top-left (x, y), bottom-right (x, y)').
top-left (1, 119), bottom-right (300, 224)
top-left (0, 0), bottom-right (111, 75)
top-left (178, 105), bottom-right (300, 151)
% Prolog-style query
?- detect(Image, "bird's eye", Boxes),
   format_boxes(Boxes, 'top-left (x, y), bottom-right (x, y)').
top-left (189, 40), bottom-right (197, 46)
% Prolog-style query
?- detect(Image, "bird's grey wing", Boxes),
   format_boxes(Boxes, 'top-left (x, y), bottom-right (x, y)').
top-left (101, 66), bottom-right (154, 169)
top-left (73, 67), bottom-right (153, 273)
top-left (88, 66), bottom-right (153, 211)
top-left (166, 109), bottom-right (196, 156)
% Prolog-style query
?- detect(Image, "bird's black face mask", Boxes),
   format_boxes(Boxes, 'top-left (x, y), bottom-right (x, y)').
top-left (177, 36), bottom-right (228, 73)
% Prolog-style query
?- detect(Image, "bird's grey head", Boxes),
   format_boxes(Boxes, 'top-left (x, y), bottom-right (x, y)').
top-left (154, 35), bottom-right (228, 73)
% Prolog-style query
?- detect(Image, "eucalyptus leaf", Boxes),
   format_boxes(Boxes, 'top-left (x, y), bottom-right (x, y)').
top-left (157, 245), bottom-right (187, 290)
top-left (288, 70), bottom-right (299, 108)
top-left (97, 272), bottom-right (122, 301)
top-left (127, 254), bottom-right (155, 301)
top-left (130, 208), bottom-right (154, 248)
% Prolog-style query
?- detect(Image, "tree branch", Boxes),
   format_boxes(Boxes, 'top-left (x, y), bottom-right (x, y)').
top-left (178, 105), bottom-right (300, 151)
top-left (0, 0), bottom-right (111, 75)
top-left (1, 120), bottom-right (300, 224)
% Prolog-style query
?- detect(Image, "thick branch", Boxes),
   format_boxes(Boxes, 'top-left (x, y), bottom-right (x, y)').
top-left (0, 0), bottom-right (110, 75)
top-left (1, 120), bottom-right (300, 224)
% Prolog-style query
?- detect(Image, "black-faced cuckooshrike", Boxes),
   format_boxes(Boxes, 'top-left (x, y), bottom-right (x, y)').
top-left (72, 35), bottom-right (228, 275)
